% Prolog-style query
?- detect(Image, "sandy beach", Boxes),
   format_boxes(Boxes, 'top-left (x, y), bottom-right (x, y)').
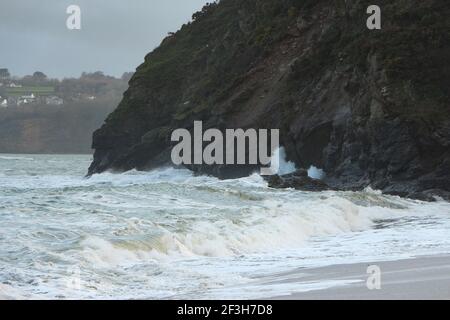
top-left (2, 255), bottom-right (450, 300)
top-left (271, 255), bottom-right (450, 300)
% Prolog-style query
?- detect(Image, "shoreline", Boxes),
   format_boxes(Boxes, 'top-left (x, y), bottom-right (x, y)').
top-left (2, 255), bottom-right (450, 300)
top-left (269, 254), bottom-right (450, 300)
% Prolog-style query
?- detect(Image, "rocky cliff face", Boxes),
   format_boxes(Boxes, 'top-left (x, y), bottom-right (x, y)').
top-left (88, 0), bottom-right (450, 200)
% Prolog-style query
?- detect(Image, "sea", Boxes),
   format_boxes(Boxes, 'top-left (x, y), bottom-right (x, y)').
top-left (1, 154), bottom-right (450, 299)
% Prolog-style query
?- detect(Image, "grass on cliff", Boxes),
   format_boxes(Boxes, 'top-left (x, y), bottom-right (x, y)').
top-left (105, 0), bottom-right (315, 125)
top-left (104, 0), bottom-right (449, 136)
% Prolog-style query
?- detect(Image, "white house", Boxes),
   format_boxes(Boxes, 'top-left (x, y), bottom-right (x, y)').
top-left (18, 93), bottom-right (36, 106)
top-left (9, 82), bottom-right (22, 88)
top-left (1, 98), bottom-right (7, 107)
top-left (45, 96), bottom-right (64, 106)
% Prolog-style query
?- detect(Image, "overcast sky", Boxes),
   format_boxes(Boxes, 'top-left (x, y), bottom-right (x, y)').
top-left (0, 0), bottom-right (208, 79)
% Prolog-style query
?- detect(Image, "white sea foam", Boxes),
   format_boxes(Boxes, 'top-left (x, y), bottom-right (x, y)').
top-left (0, 155), bottom-right (34, 161)
top-left (1, 154), bottom-right (450, 299)
top-left (308, 166), bottom-right (325, 180)
top-left (0, 284), bottom-right (34, 300)
top-left (271, 147), bottom-right (296, 175)
top-left (75, 195), bottom-right (439, 265)
top-left (270, 147), bottom-right (326, 180)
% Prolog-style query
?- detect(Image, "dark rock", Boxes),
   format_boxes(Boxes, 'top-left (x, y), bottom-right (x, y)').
top-left (88, 0), bottom-right (450, 201)
top-left (266, 169), bottom-right (331, 192)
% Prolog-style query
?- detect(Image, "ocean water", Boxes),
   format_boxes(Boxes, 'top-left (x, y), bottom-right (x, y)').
top-left (1, 154), bottom-right (450, 299)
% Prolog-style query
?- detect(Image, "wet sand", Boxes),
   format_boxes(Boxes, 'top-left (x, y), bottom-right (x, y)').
top-left (2, 255), bottom-right (450, 300)
top-left (271, 255), bottom-right (450, 300)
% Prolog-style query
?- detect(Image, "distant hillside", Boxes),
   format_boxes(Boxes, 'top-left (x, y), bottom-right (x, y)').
top-left (0, 99), bottom-right (119, 154)
top-left (0, 71), bottom-right (131, 154)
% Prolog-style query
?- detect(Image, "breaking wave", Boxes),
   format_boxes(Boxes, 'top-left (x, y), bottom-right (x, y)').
top-left (1, 154), bottom-right (450, 299)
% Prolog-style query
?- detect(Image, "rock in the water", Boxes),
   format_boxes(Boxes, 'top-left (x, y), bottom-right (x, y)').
top-left (265, 169), bottom-right (330, 192)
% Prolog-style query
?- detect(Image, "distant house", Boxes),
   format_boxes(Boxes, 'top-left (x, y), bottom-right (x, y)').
top-left (17, 93), bottom-right (36, 106)
top-left (0, 97), bottom-right (7, 107)
top-left (77, 94), bottom-right (96, 101)
top-left (45, 96), bottom-right (64, 106)
top-left (9, 82), bottom-right (22, 88)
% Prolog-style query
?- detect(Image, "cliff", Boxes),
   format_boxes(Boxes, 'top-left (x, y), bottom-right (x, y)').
top-left (88, 0), bottom-right (450, 200)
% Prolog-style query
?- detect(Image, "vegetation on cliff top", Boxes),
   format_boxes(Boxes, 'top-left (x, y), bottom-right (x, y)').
top-left (106, 0), bottom-right (318, 123)
top-left (104, 0), bottom-right (448, 132)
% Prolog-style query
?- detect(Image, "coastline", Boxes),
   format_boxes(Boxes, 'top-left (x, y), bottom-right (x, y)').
top-left (270, 255), bottom-right (450, 300)
top-left (2, 255), bottom-right (450, 300)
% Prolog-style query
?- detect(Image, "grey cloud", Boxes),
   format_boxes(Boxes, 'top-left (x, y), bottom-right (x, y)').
top-left (0, 0), bottom-right (208, 78)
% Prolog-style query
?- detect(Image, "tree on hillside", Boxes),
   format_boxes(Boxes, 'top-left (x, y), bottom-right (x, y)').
top-left (81, 71), bottom-right (110, 80)
top-left (33, 71), bottom-right (47, 81)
